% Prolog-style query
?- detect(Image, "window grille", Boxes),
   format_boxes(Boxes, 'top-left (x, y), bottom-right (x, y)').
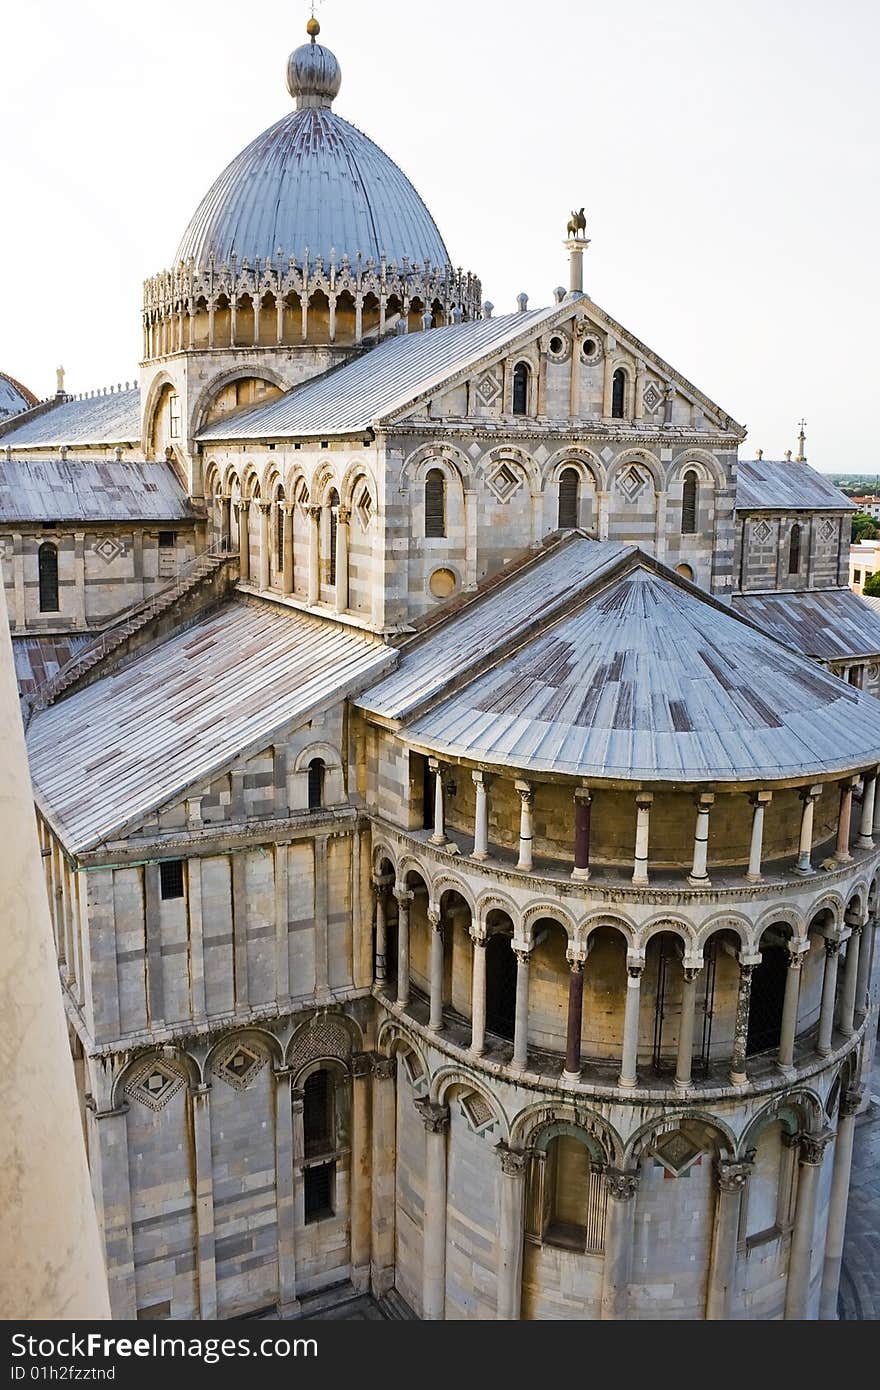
top-left (159, 860), bottom-right (185, 900)
top-left (513, 362), bottom-right (530, 416)
top-left (681, 471), bottom-right (698, 534)
top-left (558, 469), bottom-right (580, 528)
top-left (425, 470), bottom-right (446, 538)
top-left (38, 542), bottom-right (59, 612)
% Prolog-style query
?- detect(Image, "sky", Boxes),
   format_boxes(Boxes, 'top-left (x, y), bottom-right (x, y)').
top-left (1, 0), bottom-right (877, 469)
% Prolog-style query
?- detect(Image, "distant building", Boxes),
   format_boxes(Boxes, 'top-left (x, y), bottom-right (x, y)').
top-left (850, 495), bottom-right (880, 520)
top-left (850, 538), bottom-right (880, 594)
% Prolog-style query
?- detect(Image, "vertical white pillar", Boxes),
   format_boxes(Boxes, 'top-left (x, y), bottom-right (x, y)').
top-left (785, 1131), bottom-right (833, 1320)
top-left (428, 908), bottom-right (444, 1032)
top-left (705, 1159), bottom-right (753, 1319)
top-left (855, 916), bottom-right (875, 1018)
top-left (746, 790), bottom-right (772, 881)
top-left (416, 1100), bottom-right (449, 1320)
top-left (335, 506), bottom-right (350, 613)
top-left (273, 1066), bottom-right (299, 1316)
top-left (281, 504), bottom-right (294, 596)
top-left (857, 772), bottom-right (877, 850)
top-left (600, 1171), bottom-right (640, 1319)
top-left (674, 965), bottom-right (700, 1090)
top-left (307, 504), bottom-right (321, 605)
top-left (729, 959), bottom-right (756, 1085)
top-left (470, 932), bottom-right (487, 1055)
top-left (817, 939), bottom-right (841, 1056)
top-left (496, 1144), bottom-right (527, 1320)
top-left (795, 785), bottom-right (822, 874)
top-left (373, 881), bottom-right (388, 984)
top-left (370, 1055), bottom-right (396, 1294)
top-left (835, 777), bottom-right (857, 863)
top-left (618, 963), bottom-right (644, 1088)
top-left (820, 1088), bottom-right (863, 1319)
top-left (429, 759), bottom-right (447, 846)
top-left (511, 948), bottom-right (531, 1070)
top-left (349, 1053), bottom-right (372, 1294)
top-left (515, 780), bottom-right (534, 872)
top-left (238, 501), bottom-right (250, 582)
top-left (687, 792), bottom-right (714, 886)
top-left (258, 500), bottom-right (271, 590)
top-left (472, 770), bottom-right (489, 861)
top-left (632, 793), bottom-right (653, 885)
top-left (394, 887), bottom-right (412, 1008)
top-left (778, 947), bottom-right (805, 1071)
top-left (838, 926), bottom-right (861, 1036)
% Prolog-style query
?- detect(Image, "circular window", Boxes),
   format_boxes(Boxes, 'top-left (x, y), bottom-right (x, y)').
top-left (550, 335), bottom-right (564, 354)
top-left (547, 333), bottom-right (570, 362)
top-left (582, 337), bottom-right (598, 358)
top-left (429, 567), bottom-right (457, 599)
top-left (675, 563), bottom-right (695, 582)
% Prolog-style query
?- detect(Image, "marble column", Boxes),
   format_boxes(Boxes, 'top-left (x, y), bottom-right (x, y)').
top-left (0, 578), bottom-right (110, 1319)
top-left (416, 1100), bottom-right (450, 1320)
top-left (394, 887), bottom-right (413, 1008)
top-left (687, 792), bottom-right (715, 886)
top-left (373, 881), bottom-right (388, 984)
top-left (817, 939), bottom-right (841, 1056)
top-left (705, 1158), bottom-right (753, 1319)
top-left (470, 933), bottom-right (487, 1055)
top-left (273, 1066), bottom-right (299, 1315)
top-left (512, 948), bottom-right (531, 1070)
top-left (819, 1088), bottom-right (863, 1319)
top-left (370, 1055), bottom-right (396, 1294)
top-left (237, 501), bottom-right (250, 582)
top-left (428, 908), bottom-right (445, 1032)
top-left (515, 780), bottom-right (534, 872)
top-left (729, 960), bottom-right (755, 1086)
top-left (257, 500), bottom-right (271, 590)
top-left (785, 1131), bottom-right (833, 1320)
top-left (839, 927), bottom-right (861, 1036)
top-left (429, 759), bottom-right (447, 846)
top-left (190, 1083), bottom-right (218, 1320)
top-left (572, 787), bottom-right (591, 882)
top-left (746, 790), bottom-right (772, 881)
top-left (835, 778), bottom-right (857, 863)
top-left (472, 771), bottom-right (489, 861)
top-left (674, 966), bottom-right (701, 1091)
top-left (857, 772), bottom-right (877, 850)
top-left (618, 964), bottom-right (644, 1088)
top-left (600, 1170), bottom-right (640, 1319)
top-left (335, 506), bottom-right (350, 612)
top-left (795, 785), bottom-right (822, 874)
top-left (281, 503), bottom-right (294, 595)
top-left (632, 793), bottom-right (653, 885)
top-left (855, 916), bottom-right (875, 1018)
top-left (306, 504), bottom-right (321, 605)
top-left (778, 948), bottom-right (805, 1071)
top-left (349, 1053), bottom-right (372, 1294)
top-left (563, 955), bottom-right (585, 1081)
top-left (496, 1143), bottom-right (528, 1320)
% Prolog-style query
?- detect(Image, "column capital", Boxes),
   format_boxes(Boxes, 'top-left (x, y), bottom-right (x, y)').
top-left (305, 503), bottom-right (322, 522)
top-left (471, 769), bottom-right (489, 788)
top-left (496, 1141), bottom-right (528, 1177)
top-left (350, 1051), bottom-right (373, 1080)
top-left (337, 506), bottom-right (352, 527)
top-left (748, 789), bottom-right (773, 807)
top-left (371, 1055), bottom-right (396, 1081)
top-left (682, 964), bottom-right (702, 984)
top-left (799, 1130), bottom-right (834, 1165)
top-left (574, 785), bottom-right (592, 805)
top-left (823, 938), bottom-right (841, 959)
top-left (566, 947), bottom-right (586, 971)
top-left (786, 945), bottom-right (807, 969)
top-left (514, 779), bottom-right (534, 804)
top-left (255, 499), bottom-right (271, 513)
top-left (694, 791), bottom-right (715, 809)
top-left (470, 929), bottom-right (487, 948)
top-left (840, 1086), bottom-right (864, 1118)
top-left (513, 946), bottom-right (532, 966)
top-left (737, 955), bottom-right (760, 972)
top-left (428, 756), bottom-right (441, 773)
top-left (427, 907), bottom-right (442, 931)
top-left (635, 791), bottom-right (654, 809)
top-left (371, 873), bottom-right (394, 898)
top-left (626, 963), bottom-right (644, 980)
top-left (716, 1157), bottom-right (754, 1193)
top-left (414, 1098), bottom-right (450, 1134)
top-left (604, 1169), bottom-right (640, 1201)
top-left (393, 886), bottom-right (414, 907)
top-left (800, 783), bottom-right (823, 804)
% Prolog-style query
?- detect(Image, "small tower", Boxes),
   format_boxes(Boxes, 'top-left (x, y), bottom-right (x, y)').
top-left (796, 419), bottom-right (807, 462)
top-left (564, 207), bottom-right (590, 296)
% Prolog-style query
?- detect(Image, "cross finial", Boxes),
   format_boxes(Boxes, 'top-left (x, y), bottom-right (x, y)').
top-left (796, 418), bottom-right (807, 462)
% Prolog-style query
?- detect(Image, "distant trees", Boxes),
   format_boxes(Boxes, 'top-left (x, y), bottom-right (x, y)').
top-left (863, 573), bottom-right (880, 597)
top-left (852, 512), bottom-right (878, 542)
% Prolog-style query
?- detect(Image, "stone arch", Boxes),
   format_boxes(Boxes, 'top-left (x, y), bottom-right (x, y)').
top-left (739, 1090), bottom-right (824, 1157)
top-left (376, 1019), bottom-right (430, 1085)
top-left (430, 1066), bottom-right (510, 1138)
top-left (521, 901), bottom-right (577, 949)
top-left (401, 441), bottom-right (475, 490)
top-left (635, 913), bottom-right (696, 955)
top-left (292, 741), bottom-right (341, 774)
top-left (285, 1012), bottom-right (361, 1076)
top-left (845, 883), bottom-right (869, 925)
top-left (754, 905), bottom-right (807, 949)
top-left (241, 465), bottom-right (261, 501)
top-left (285, 466), bottom-right (310, 504)
top-left (668, 449), bottom-right (727, 491)
top-left (371, 840), bottom-right (400, 877)
top-left (510, 1101), bottom-right (622, 1166)
top-left (204, 460), bottom-right (222, 497)
top-left (807, 893), bottom-right (845, 932)
top-left (312, 463), bottom-right (340, 505)
top-left (542, 445), bottom-right (606, 491)
top-left (396, 857), bottom-right (432, 895)
top-left (340, 463), bottom-right (378, 513)
top-left (608, 449), bottom-right (663, 496)
top-left (432, 874), bottom-right (477, 917)
top-left (222, 462), bottom-right (241, 494)
top-left (111, 1045), bottom-right (201, 1110)
top-left (189, 364), bottom-right (286, 436)
top-left (475, 888), bottom-right (521, 936)
top-left (141, 370), bottom-right (178, 457)
top-left (695, 912), bottom-right (754, 953)
top-left (483, 444), bottom-right (541, 493)
top-left (262, 464), bottom-right (284, 498)
top-left (579, 911), bottom-right (636, 956)
top-left (625, 1110), bottom-right (737, 1166)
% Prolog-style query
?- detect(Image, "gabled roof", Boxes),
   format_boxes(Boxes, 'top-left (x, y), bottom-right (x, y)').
top-left (735, 458), bottom-right (853, 512)
top-left (360, 546), bottom-right (880, 783)
top-left (0, 388), bottom-right (141, 448)
top-left (731, 588), bottom-right (880, 662)
top-left (0, 457), bottom-right (197, 523)
top-left (27, 598), bottom-right (394, 855)
top-left (198, 294), bottom-right (742, 443)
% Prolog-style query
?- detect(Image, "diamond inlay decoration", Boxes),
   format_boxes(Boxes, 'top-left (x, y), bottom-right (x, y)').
top-left (642, 381), bottom-right (663, 413)
top-left (617, 465), bottom-right (648, 502)
top-left (355, 487), bottom-right (373, 532)
top-left (819, 518), bottom-right (836, 541)
top-left (460, 1091), bottom-right (495, 1131)
top-left (651, 1128), bottom-right (703, 1178)
top-left (288, 1016), bottom-right (351, 1076)
top-left (212, 1041), bottom-right (268, 1092)
top-left (752, 520), bottom-right (772, 544)
top-left (486, 462), bottom-right (523, 504)
top-left (124, 1058), bottom-right (185, 1112)
top-left (475, 371), bottom-right (502, 407)
top-left (93, 537), bottom-right (123, 564)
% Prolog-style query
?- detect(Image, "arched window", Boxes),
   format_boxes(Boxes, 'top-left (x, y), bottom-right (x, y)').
top-left (303, 1067), bottom-right (336, 1223)
top-left (611, 368), bottom-right (626, 419)
top-left (38, 542), bottom-right (59, 612)
top-left (328, 489), bottom-right (339, 585)
top-left (681, 470), bottom-right (698, 534)
top-left (308, 758), bottom-right (325, 811)
top-left (558, 468), bottom-right (580, 529)
top-left (513, 362), bottom-right (530, 416)
top-left (525, 1133), bottom-right (608, 1253)
top-left (788, 523), bottom-right (801, 574)
top-left (425, 469), bottom-right (446, 538)
top-left (275, 490), bottom-right (285, 574)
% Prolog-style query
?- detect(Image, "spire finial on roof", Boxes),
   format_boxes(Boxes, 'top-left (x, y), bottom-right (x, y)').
top-left (288, 4), bottom-right (340, 108)
top-left (796, 418), bottom-right (807, 462)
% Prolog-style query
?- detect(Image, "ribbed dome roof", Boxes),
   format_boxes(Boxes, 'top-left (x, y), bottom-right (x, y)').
top-left (0, 371), bottom-right (38, 420)
top-left (174, 23), bottom-right (450, 271)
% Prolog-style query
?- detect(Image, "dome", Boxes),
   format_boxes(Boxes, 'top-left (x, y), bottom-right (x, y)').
top-left (174, 22), bottom-right (450, 271)
top-left (0, 371), bottom-right (38, 421)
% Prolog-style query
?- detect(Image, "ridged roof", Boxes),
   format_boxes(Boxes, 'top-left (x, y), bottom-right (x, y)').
top-left (732, 588), bottom-right (880, 662)
top-left (0, 458), bottom-right (196, 523)
top-left (735, 458), bottom-right (853, 512)
top-left (0, 389), bottom-right (140, 448)
top-left (0, 371), bottom-right (38, 419)
top-left (174, 105), bottom-right (450, 271)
